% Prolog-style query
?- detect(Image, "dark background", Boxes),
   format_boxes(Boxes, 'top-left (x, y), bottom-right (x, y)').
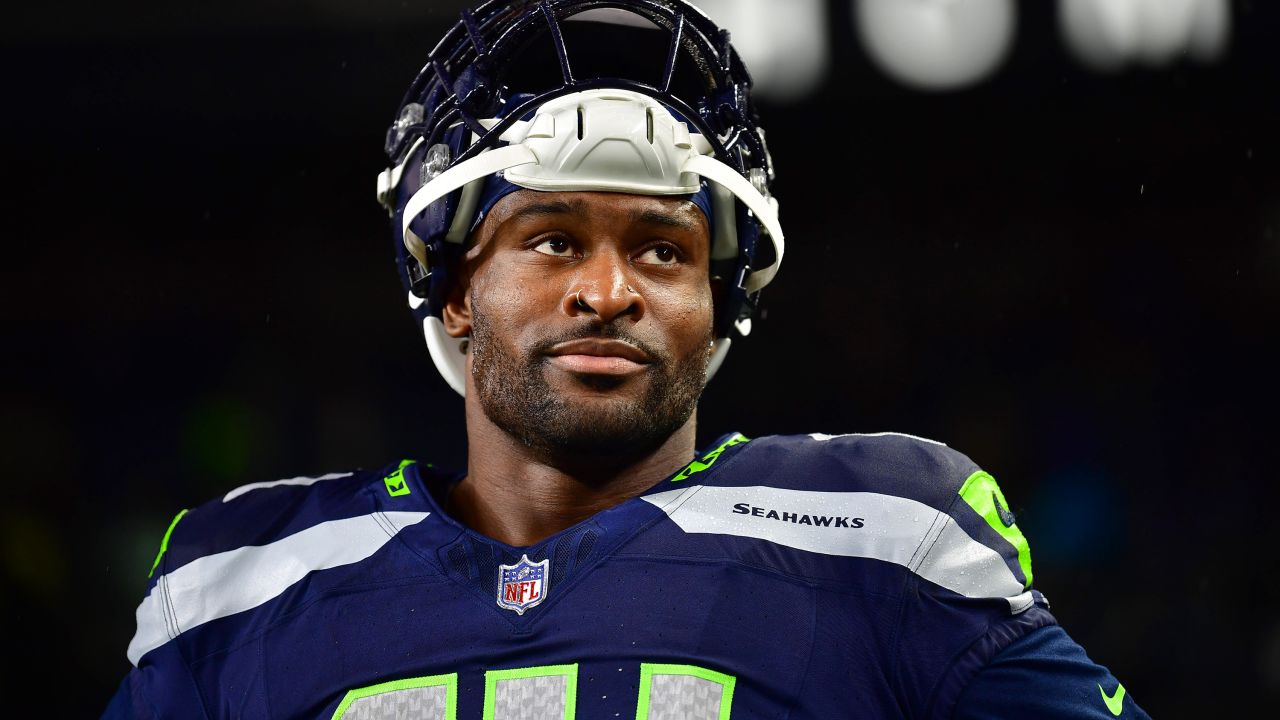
top-left (3, 1), bottom-right (1277, 716)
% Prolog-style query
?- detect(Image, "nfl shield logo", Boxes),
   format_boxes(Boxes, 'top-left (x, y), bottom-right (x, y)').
top-left (497, 554), bottom-right (549, 615)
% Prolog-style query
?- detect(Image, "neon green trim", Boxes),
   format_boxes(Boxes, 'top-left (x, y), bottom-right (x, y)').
top-left (635, 663), bottom-right (735, 720)
top-left (483, 664), bottom-right (578, 720)
top-left (331, 673), bottom-right (457, 720)
top-left (384, 459), bottom-right (416, 497)
top-left (148, 508), bottom-right (189, 578)
top-left (1099, 682), bottom-right (1125, 716)
top-left (671, 434), bottom-right (749, 482)
top-left (958, 470), bottom-right (1033, 588)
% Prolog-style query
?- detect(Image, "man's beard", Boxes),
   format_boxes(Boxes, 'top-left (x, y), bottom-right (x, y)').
top-left (468, 293), bottom-right (711, 459)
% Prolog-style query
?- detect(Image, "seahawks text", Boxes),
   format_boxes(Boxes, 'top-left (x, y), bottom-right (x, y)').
top-left (731, 503), bottom-right (865, 528)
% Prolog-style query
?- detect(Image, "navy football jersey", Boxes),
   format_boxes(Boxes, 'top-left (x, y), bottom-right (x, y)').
top-left (108, 432), bottom-right (1147, 719)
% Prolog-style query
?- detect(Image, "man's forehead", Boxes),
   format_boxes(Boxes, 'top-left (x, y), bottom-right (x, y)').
top-left (484, 189), bottom-right (710, 235)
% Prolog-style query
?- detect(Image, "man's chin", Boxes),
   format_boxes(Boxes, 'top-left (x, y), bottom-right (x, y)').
top-left (502, 377), bottom-right (687, 458)
top-left (536, 408), bottom-right (684, 459)
top-left (541, 379), bottom-right (663, 441)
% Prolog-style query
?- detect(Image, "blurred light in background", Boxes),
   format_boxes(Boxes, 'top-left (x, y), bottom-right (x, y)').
top-left (1059, 0), bottom-right (1231, 72)
top-left (854, 0), bottom-right (1017, 91)
top-left (693, 0), bottom-right (829, 102)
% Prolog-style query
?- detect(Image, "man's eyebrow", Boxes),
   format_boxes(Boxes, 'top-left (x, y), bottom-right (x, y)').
top-left (630, 207), bottom-right (702, 233)
top-left (506, 199), bottom-right (578, 222)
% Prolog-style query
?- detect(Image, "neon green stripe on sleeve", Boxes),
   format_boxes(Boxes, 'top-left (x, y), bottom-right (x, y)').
top-left (148, 508), bottom-right (189, 578)
top-left (958, 471), bottom-right (1033, 588)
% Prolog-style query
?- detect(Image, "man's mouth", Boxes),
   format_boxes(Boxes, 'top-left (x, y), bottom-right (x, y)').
top-left (545, 338), bottom-right (653, 376)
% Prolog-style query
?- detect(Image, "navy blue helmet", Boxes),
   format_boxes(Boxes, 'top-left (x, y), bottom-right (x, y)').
top-left (376, 0), bottom-right (784, 394)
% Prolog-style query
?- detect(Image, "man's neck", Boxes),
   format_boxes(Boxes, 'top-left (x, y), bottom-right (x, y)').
top-left (448, 399), bottom-right (698, 547)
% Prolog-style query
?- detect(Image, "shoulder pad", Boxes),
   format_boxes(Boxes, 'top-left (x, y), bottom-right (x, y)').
top-left (149, 465), bottom-right (386, 583)
top-left (698, 432), bottom-right (979, 509)
top-left (128, 461), bottom-right (431, 666)
top-left (645, 432), bottom-right (1039, 611)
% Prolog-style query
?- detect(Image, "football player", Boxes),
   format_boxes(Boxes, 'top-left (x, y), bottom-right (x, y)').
top-left (105, 1), bottom-right (1151, 718)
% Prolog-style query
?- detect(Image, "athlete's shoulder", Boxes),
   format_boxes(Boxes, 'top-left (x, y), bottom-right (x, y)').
top-left (144, 459), bottom-right (414, 586)
top-left (127, 459), bottom-right (430, 667)
top-left (702, 430), bottom-right (984, 508)
top-left (643, 430), bottom-right (1039, 610)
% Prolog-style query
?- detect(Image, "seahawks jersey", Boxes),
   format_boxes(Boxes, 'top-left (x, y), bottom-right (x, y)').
top-left (106, 432), bottom-right (1147, 719)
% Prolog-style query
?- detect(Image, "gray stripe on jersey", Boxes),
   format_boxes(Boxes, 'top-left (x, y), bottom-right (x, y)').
top-left (808, 431), bottom-right (947, 446)
top-left (222, 472), bottom-right (354, 502)
top-left (343, 684), bottom-right (449, 720)
top-left (641, 486), bottom-right (1031, 612)
top-left (127, 511), bottom-right (429, 665)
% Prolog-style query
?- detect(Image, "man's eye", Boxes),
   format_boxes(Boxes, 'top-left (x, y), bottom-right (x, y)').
top-left (533, 237), bottom-right (574, 257)
top-left (637, 244), bottom-right (679, 265)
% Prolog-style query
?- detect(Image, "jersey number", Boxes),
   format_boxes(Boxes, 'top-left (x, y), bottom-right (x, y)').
top-left (331, 663), bottom-right (735, 720)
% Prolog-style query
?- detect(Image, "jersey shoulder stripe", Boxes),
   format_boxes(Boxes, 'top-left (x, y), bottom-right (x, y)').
top-left (128, 510), bottom-right (429, 665)
top-left (146, 463), bottom-right (403, 587)
top-left (129, 460), bottom-right (423, 665)
top-left (222, 471), bottom-right (355, 502)
top-left (644, 432), bottom-right (1038, 611)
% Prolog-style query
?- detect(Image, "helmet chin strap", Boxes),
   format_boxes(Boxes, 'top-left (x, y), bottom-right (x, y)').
top-left (422, 316), bottom-right (732, 398)
top-left (423, 316), bottom-right (469, 396)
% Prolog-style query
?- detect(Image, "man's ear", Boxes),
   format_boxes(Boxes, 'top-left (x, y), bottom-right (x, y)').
top-left (444, 212), bottom-right (496, 339)
top-left (442, 277), bottom-right (472, 338)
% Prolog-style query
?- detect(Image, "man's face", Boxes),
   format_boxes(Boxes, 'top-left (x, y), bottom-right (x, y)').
top-left (445, 190), bottom-right (715, 457)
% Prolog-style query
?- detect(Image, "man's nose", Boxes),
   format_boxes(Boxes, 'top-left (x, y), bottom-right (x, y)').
top-left (564, 251), bottom-right (644, 324)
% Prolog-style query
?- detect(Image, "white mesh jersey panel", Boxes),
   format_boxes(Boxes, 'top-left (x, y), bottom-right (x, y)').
top-left (646, 674), bottom-right (725, 720)
top-left (492, 674), bottom-right (568, 719)
top-left (342, 684), bottom-right (450, 720)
